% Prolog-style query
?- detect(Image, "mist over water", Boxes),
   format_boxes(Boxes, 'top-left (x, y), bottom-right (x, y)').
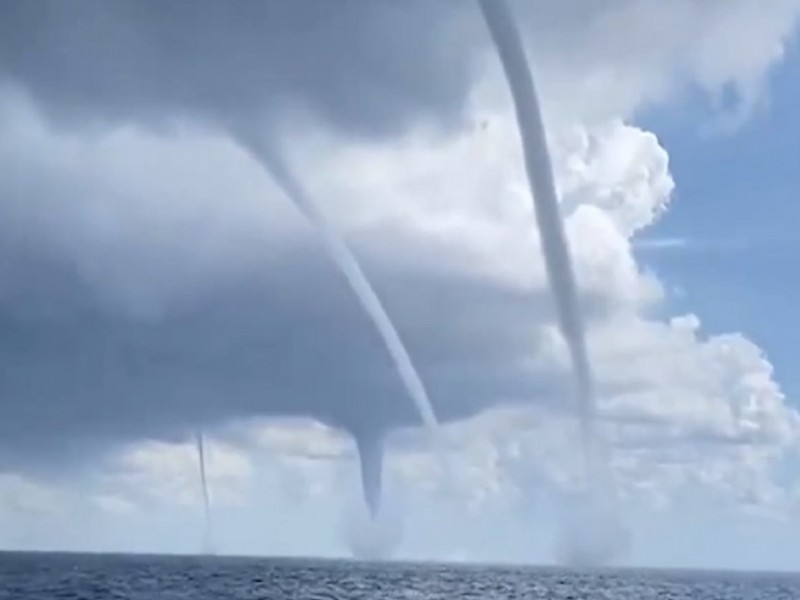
top-left (341, 479), bottom-right (406, 560)
top-left (555, 490), bottom-right (630, 567)
top-left (477, 0), bottom-right (625, 564)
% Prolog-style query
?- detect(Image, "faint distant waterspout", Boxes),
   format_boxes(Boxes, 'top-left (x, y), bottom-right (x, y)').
top-left (196, 431), bottom-right (214, 555)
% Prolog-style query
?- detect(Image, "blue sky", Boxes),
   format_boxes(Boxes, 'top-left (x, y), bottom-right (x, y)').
top-left (629, 54), bottom-right (800, 571)
top-left (638, 44), bottom-right (800, 406)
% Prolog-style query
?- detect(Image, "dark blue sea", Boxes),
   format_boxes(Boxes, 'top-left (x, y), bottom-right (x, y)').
top-left (1, 553), bottom-right (799, 599)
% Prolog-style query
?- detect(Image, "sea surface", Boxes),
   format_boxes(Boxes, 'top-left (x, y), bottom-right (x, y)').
top-left (1, 552), bottom-right (799, 600)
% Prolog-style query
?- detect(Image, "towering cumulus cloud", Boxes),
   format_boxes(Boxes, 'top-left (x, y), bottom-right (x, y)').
top-left (477, 0), bottom-right (621, 563)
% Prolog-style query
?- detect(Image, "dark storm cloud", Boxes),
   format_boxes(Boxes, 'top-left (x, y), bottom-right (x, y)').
top-left (0, 237), bottom-right (577, 472)
top-left (0, 0), bottom-right (478, 136)
top-left (0, 0), bottom-right (481, 472)
top-left (0, 102), bottom-right (620, 472)
top-left (0, 0), bottom-right (610, 472)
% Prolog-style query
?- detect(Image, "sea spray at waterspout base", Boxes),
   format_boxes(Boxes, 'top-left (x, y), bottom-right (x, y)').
top-left (478, 0), bottom-right (625, 563)
top-left (342, 477), bottom-right (405, 560)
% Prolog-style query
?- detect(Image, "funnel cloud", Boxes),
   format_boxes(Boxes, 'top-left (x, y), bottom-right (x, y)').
top-left (234, 129), bottom-right (439, 528)
top-left (478, 0), bottom-right (622, 563)
top-left (354, 432), bottom-right (385, 519)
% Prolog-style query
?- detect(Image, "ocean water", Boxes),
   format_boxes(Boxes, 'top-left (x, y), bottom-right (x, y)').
top-left (0, 553), bottom-right (798, 600)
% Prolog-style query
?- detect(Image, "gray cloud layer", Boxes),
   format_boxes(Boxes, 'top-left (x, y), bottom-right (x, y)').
top-left (0, 0), bottom-right (485, 471)
top-left (0, 227), bottom-right (580, 472)
top-left (3, 0), bottom-right (793, 493)
top-left (0, 0), bottom-right (476, 136)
